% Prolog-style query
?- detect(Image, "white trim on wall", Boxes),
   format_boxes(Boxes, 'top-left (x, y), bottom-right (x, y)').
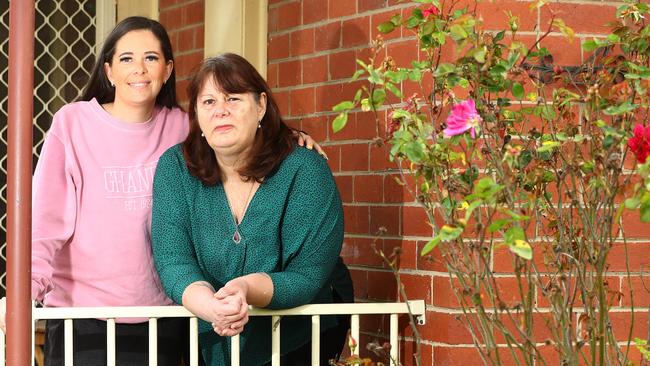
top-left (204, 0), bottom-right (268, 78)
top-left (117, 0), bottom-right (159, 21)
top-left (95, 0), bottom-right (117, 55)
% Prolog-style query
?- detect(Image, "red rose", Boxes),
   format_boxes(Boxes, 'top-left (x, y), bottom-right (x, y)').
top-left (628, 124), bottom-right (650, 163)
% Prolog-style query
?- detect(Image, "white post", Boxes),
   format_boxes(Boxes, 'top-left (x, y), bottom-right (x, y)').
top-left (271, 315), bottom-right (280, 366)
top-left (0, 330), bottom-right (5, 366)
top-left (190, 317), bottom-right (199, 366)
top-left (390, 313), bottom-right (399, 365)
top-left (351, 314), bottom-right (360, 356)
top-left (311, 315), bottom-right (320, 365)
top-left (107, 319), bottom-right (116, 366)
top-left (148, 318), bottom-right (157, 366)
top-left (64, 319), bottom-right (73, 366)
top-left (231, 334), bottom-right (240, 366)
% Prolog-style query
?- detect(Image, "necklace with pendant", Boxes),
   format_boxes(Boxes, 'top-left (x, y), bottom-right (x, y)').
top-left (227, 181), bottom-right (256, 244)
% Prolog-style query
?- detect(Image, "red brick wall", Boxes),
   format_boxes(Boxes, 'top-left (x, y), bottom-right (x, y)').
top-left (270, 1), bottom-right (649, 365)
top-left (159, 0), bottom-right (205, 106)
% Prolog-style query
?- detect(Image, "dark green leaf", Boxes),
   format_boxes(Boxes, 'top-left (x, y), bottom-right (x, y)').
top-left (512, 82), bottom-right (524, 99)
top-left (378, 21), bottom-right (396, 34)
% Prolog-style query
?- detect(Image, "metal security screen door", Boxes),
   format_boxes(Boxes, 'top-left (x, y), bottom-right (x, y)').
top-left (0, 0), bottom-right (115, 296)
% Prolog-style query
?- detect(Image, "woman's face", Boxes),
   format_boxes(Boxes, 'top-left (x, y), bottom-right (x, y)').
top-left (104, 30), bottom-right (172, 110)
top-left (196, 77), bottom-right (267, 157)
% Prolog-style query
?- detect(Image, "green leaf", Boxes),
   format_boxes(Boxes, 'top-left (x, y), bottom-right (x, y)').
top-left (420, 236), bottom-right (442, 256)
top-left (406, 15), bottom-right (421, 29)
top-left (351, 69), bottom-right (365, 82)
top-left (353, 89), bottom-right (363, 103)
top-left (512, 82), bottom-right (524, 99)
top-left (504, 226), bottom-right (526, 242)
top-left (378, 21), bottom-right (396, 34)
top-left (439, 225), bottom-right (463, 241)
top-left (516, 150), bottom-right (533, 169)
top-left (625, 197), bottom-right (641, 209)
top-left (464, 200), bottom-right (482, 222)
top-left (421, 20), bottom-right (436, 36)
top-left (332, 113), bottom-right (348, 133)
top-left (449, 24), bottom-right (468, 41)
top-left (434, 63), bottom-right (456, 76)
top-left (509, 239), bottom-right (533, 260)
top-left (385, 82), bottom-right (403, 98)
top-left (385, 70), bottom-right (409, 83)
top-left (537, 141), bottom-right (560, 153)
top-left (368, 68), bottom-right (385, 85)
top-left (582, 39), bottom-right (599, 52)
top-left (488, 219), bottom-right (510, 233)
top-left (332, 101), bottom-right (354, 112)
top-left (473, 48), bottom-right (486, 63)
top-left (641, 201), bottom-right (650, 222)
top-left (360, 98), bottom-right (371, 112)
top-left (603, 101), bottom-right (637, 115)
top-left (390, 109), bottom-right (410, 120)
top-left (371, 88), bottom-right (386, 108)
top-left (408, 69), bottom-right (423, 81)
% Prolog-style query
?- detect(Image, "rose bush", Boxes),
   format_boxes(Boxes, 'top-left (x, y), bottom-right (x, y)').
top-left (333, 0), bottom-right (650, 365)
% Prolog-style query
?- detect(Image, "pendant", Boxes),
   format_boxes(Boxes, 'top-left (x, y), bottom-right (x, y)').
top-left (232, 229), bottom-right (242, 244)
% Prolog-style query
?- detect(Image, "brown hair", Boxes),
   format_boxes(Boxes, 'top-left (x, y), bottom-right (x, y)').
top-left (79, 16), bottom-right (178, 109)
top-left (182, 53), bottom-right (294, 185)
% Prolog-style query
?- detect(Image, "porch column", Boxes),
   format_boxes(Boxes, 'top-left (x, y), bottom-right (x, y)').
top-left (204, 0), bottom-right (268, 77)
top-left (7, 0), bottom-right (35, 364)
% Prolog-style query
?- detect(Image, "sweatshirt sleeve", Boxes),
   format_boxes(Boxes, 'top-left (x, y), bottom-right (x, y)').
top-left (151, 147), bottom-right (207, 304)
top-left (267, 151), bottom-right (344, 309)
top-left (31, 130), bottom-right (77, 301)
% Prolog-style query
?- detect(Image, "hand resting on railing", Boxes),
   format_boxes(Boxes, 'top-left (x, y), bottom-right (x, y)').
top-left (181, 273), bottom-right (274, 338)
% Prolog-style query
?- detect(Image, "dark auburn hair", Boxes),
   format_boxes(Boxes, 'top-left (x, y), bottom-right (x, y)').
top-left (183, 53), bottom-right (294, 185)
top-left (78, 16), bottom-right (179, 109)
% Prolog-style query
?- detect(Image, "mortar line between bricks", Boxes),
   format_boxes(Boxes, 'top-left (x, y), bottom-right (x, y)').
top-left (268, 1), bottom-right (623, 36)
top-left (167, 24), bottom-right (203, 33)
top-left (339, 200), bottom-right (650, 213)
top-left (423, 304), bottom-right (650, 313)
top-left (344, 232), bottom-right (650, 245)
top-left (174, 49), bottom-right (204, 57)
top-left (347, 262), bottom-right (650, 276)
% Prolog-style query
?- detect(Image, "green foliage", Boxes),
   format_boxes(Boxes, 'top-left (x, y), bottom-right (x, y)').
top-left (331, 1), bottom-right (650, 365)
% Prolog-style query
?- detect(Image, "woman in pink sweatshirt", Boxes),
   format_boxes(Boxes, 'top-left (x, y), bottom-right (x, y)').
top-left (0, 16), bottom-right (319, 365)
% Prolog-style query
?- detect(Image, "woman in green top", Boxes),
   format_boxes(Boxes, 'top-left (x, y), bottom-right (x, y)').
top-left (151, 53), bottom-right (352, 365)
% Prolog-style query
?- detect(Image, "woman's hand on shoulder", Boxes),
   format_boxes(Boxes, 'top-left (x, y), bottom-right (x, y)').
top-left (293, 130), bottom-right (328, 160)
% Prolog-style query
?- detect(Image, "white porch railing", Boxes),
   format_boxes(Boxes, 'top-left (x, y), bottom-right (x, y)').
top-left (0, 300), bottom-right (426, 366)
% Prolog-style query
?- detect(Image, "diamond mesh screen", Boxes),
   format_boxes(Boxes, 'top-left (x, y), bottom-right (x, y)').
top-left (0, 1), bottom-right (98, 297)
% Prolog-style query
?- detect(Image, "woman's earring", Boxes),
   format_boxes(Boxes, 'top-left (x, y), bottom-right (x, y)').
top-left (110, 81), bottom-right (114, 87)
top-left (257, 120), bottom-right (262, 129)
top-left (201, 132), bottom-right (205, 137)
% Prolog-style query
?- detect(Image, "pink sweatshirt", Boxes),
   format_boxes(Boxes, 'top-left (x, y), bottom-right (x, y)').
top-left (31, 98), bottom-right (188, 321)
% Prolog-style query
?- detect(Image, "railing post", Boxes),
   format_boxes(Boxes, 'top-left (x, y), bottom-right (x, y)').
top-left (6, 0), bottom-right (35, 364)
top-left (271, 315), bottom-right (280, 366)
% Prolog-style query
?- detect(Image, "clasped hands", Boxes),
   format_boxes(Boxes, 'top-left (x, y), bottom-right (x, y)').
top-left (207, 280), bottom-right (250, 337)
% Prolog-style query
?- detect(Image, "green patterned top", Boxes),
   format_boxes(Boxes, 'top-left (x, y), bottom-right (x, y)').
top-left (151, 144), bottom-right (345, 365)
